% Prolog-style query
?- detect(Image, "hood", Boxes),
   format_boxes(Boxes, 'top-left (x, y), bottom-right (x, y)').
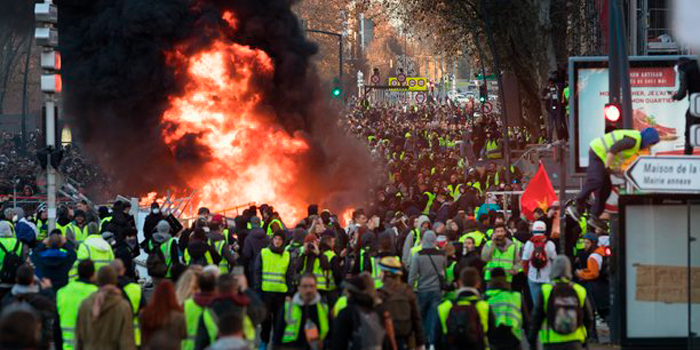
top-left (550, 255), bottom-right (573, 280)
top-left (156, 220), bottom-right (171, 234)
top-left (13, 208), bottom-right (24, 220)
top-left (11, 284), bottom-right (39, 296)
top-left (91, 285), bottom-right (124, 319)
top-left (249, 216), bottom-right (261, 229)
top-left (421, 230), bottom-right (437, 249)
top-left (292, 291), bottom-right (321, 306)
top-left (85, 236), bottom-right (113, 253)
top-left (455, 286), bottom-right (481, 299)
top-left (209, 337), bottom-right (250, 350)
top-left (152, 232), bottom-right (172, 244)
top-left (0, 221), bottom-right (12, 238)
top-left (416, 215), bottom-right (430, 232)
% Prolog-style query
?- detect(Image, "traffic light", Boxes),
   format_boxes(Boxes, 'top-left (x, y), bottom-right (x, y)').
top-left (332, 78), bottom-right (341, 98)
top-left (604, 103), bottom-right (622, 131)
top-left (479, 84), bottom-right (488, 103)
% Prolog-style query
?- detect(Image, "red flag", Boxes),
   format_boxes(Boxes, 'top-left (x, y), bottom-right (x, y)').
top-left (520, 163), bottom-right (558, 220)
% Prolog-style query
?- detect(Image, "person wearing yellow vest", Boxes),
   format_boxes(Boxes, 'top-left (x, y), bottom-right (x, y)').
top-left (484, 267), bottom-right (529, 350)
top-left (485, 137), bottom-right (503, 159)
top-left (35, 209), bottom-right (49, 241)
top-left (0, 221), bottom-right (25, 295)
top-left (68, 210), bottom-right (89, 245)
top-left (528, 256), bottom-right (594, 350)
top-left (182, 269), bottom-right (219, 350)
top-left (206, 311), bottom-right (249, 350)
top-left (56, 260), bottom-right (97, 350)
top-left (272, 273), bottom-right (330, 349)
top-left (110, 259), bottom-right (144, 348)
top-left (317, 231), bottom-right (342, 307)
top-left (254, 230), bottom-right (292, 350)
top-left (435, 267), bottom-right (495, 349)
top-left (481, 224), bottom-right (521, 283)
top-left (459, 219), bottom-right (487, 249)
top-left (206, 216), bottom-right (236, 274)
top-left (69, 223), bottom-right (115, 280)
top-left (183, 228), bottom-right (222, 267)
top-left (566, 128), bottom-right (659, 231)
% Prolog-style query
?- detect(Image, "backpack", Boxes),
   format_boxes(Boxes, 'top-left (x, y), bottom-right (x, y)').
top-left (530, 236), bottom-right (549, 269)
top-left (350, 308), bottom-right (385, 350)
top-left (445, 300), bottom-right (486, 350)
top-left (146, 242), bottom-right (169, 278)
top-left (0, 240), bottom-right (22, 284)
top-left (379, 287), bottom-right (413, 338)
top-left (546, 283), bottom-right (583, 334)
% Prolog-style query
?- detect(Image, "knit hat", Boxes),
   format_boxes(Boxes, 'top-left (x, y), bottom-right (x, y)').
top-left (640, 128), bottom-right (660, 148)
top-left (583, 233), bottom-right (598, 242)
top-left (550, 255), bottom-right (573, 280)
top-left (0, 222), bottom-right (12, 238)
top-left (532, 221), bottom-right (547, 234)
top-left (210, 214), bottom-right (224, 225)
top-left (156, 220), bottom-right (171, 234)
top-left (378, 257), bottom-right (403, 275)
top-left (73, 210), bottom-right (86, 219)
top-left (421, 230), bottom-right (437, 249)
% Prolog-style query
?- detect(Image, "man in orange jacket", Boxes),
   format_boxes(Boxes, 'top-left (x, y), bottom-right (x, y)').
top-left (575, 233), bottom-right (607, 281)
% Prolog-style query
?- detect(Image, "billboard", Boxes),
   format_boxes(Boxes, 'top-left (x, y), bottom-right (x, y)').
top-left (569, 56), bottom-right (694, 173)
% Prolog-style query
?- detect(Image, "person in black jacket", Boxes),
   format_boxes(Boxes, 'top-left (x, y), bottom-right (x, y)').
top-left (142, 202), bottom-right (164, 250)
top-left (673, 57), bottom-right (700, 155)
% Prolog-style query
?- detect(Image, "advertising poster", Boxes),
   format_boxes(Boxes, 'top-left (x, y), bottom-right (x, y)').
top-left (571, 57), bottom-right (695, 171)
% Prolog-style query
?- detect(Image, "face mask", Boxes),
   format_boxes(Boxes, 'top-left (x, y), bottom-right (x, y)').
top-left (152, 209), bottom-right (160, 214)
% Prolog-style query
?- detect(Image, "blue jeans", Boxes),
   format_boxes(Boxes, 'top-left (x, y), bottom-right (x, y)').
top-left (417, 290), bottom-right (441, 345)
top-left (528, 280), bottom-right (545, 306)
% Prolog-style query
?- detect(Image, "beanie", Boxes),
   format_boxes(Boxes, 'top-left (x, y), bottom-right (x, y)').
top-left (640, 128), bottom-right (660, 148)
top-left (156, 220), bottom-right (171, 234)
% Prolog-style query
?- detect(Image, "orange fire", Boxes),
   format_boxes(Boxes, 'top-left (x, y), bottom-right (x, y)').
top-left (159, 34), bottom-right (311, 223)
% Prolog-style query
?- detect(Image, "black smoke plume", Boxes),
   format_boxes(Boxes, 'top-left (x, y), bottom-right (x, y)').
top-left (56, 0), bottom-right (375, 211)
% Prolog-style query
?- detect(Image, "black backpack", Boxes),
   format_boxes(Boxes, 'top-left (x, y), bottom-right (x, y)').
top-left (146, 242), bottom-right (169, 278)
top-left (446, 300), bottom-right (486, 350)
top-left (0, 240), bottom-right (22, 284)
top-left (350, 308), bottom-right (385, 350)
top-left (546, 283), bottom-right (583, 334)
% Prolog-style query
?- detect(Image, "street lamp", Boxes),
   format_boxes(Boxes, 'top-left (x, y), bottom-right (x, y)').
top-left (35, 0), bottom-right (60, 231)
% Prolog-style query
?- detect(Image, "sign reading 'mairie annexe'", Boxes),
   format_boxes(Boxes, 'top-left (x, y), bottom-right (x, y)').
top-left (625, 156), bottom-right (700, 193)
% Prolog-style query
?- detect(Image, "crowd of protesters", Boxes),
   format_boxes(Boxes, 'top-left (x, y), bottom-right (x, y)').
top-left (0, 130), bottom-right (108, 197)
top-left (0, 103), bottom-right (611, 350)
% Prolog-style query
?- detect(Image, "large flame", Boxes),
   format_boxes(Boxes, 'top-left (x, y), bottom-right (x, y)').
top-left (159, 36), bottom-right (310, 222)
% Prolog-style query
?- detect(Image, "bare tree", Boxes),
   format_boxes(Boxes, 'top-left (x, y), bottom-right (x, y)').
top-left (0, 0), bottom-right (33, 114)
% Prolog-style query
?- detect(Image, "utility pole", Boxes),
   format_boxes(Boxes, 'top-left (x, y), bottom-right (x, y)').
top-left (608, 0), bottom-right (633, 129)
top-left (306, 29), bottom-right (343, 91)
top-left (480, 0), bottom-right (512, 183)
top-left (35, 0), bottom-right (60, 230)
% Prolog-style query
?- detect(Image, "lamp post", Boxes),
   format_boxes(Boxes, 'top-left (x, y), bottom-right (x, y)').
top-left (306, 29), bottom-right (343, 90)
